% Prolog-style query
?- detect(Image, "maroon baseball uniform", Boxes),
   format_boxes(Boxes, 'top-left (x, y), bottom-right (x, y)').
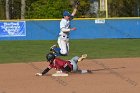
top-left (41, 58), bottom-right (73, 75)
top-left (49, 58), bottom-right (73, 70)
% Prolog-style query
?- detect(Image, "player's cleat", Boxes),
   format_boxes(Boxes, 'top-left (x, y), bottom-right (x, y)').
top-left (50, 44), bottom-right (57, 51)
top-left (87, 70), bottom-right (92, 74)
top-left (78, 54), bottom-right (87, 62)
top-left (52, 71), bottom-right (68, 77)
top-left (50, 45), bottom-right (61, 57)
top-left (80, 70), bottom-right (92, 74)
top-left (81, 54), bottom-right (87, 59)
top-left (35, 73), bottom-right (42, 76)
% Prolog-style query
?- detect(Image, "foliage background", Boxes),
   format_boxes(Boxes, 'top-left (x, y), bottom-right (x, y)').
top-left (0, 0), bottom-right (140, 19)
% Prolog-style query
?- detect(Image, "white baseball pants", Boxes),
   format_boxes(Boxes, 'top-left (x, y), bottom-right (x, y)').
top-left (57, 35), bottom-right (69, 55)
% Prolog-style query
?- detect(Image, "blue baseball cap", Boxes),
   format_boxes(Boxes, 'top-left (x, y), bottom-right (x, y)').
top-left (63, 11), bottom-right (71, 16)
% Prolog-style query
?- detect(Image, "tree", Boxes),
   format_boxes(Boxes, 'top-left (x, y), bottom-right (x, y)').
top-left (21, 0), bottom-right (26, 19)
top-left (25, 0), bottom-right (91, 19)
top-left (2, 0), bottom-right (140, 19)
top-left (25, 0), bottom-right (71, 19)
top-left (0, 0), bottom-right (5, 19)
top-left (108, 0), bottom-right (139, 17)
top-left (76, 0), bottom-right (91, 18)
top-left (5, 0), bottom-right (10, 19)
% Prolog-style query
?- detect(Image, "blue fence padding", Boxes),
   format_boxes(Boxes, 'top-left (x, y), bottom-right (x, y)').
top-left (27, 20), bottom-right (60, 40)
top-left (70, 19), bottom-right (140, 39)
top-left (0, 19), bottom-right (140, 40)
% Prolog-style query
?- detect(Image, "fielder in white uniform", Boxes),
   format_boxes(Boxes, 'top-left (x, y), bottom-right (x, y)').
top-left (50, 6), bottom-right (78, 56)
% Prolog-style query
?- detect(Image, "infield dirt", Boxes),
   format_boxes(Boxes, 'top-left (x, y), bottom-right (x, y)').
top-left (0, 58), bottom-right (140, 93)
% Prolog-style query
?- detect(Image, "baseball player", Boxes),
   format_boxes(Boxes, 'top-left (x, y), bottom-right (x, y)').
top-left (35, 53), bottom-right (92, 76)
top-left (50, 3), bottom-right (79, 56)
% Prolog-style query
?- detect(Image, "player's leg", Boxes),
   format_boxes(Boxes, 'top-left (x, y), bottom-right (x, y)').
top-left (50, 44), bottom-right (61, 56)
top-left (69, 54), bottom-right (88, 72)
top-left (69, 56), bottom-right (79, 72)
top-left (58, 38), bottom-right (68, 56)
top-left (66, 41), bottom-right (69, 53)
top-left (50, 36), bottom-right (68, 56)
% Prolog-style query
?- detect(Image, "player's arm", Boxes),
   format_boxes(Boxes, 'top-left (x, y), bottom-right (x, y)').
top-left (41, 67), bottom-right (51, 75)
top-left (60, 19), bottom-right (76, 32)
top-left (71, 0), bottom-right (79, 16)
top-left (70, 5), bottom-right (78, 21)
top-left (71, 6), bottom-right (78, 16)
top-left (69, 8), bottom-right (77, 21)
top-left (35, 66), bottom-right (52, 76)
top-left (61, 27), bottom-right (76, 32)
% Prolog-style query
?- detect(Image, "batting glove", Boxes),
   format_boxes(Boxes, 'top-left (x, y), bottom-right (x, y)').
top-left (35, 73), bottom-right (42, 76)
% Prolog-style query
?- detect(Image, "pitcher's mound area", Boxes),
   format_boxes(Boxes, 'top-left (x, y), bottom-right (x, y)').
top-left (0, 58), bottom-right (140, 93)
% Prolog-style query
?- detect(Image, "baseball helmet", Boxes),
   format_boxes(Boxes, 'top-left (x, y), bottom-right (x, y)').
top-left (46, 53), bottom-right (55, 62)
top-left (63, 11), bottom-right (71, 16)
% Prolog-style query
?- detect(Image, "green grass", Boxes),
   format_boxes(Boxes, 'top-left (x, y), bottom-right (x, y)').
top-left (0, 39), bottom-right (140, 64)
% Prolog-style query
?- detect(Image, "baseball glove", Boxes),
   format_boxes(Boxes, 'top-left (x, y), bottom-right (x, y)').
top-left (75, 0), bottom-right (80, 5)
top-left (74, 0), bottom-right (80, 8)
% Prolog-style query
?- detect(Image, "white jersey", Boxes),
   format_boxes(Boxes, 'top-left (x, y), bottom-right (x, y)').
top-left (59, 18), bottom-right (70, 37)
top-left (57, 17), bottom-right (74, 55)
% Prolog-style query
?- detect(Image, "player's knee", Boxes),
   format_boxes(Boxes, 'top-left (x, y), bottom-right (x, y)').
top-left (60, 50), bottom-right (68, 55)
top-left (71, 56), bottom-right (79, 63)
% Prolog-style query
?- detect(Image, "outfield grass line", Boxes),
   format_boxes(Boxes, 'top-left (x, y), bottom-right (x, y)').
top-left (0, 39), bottom-right (140, 64)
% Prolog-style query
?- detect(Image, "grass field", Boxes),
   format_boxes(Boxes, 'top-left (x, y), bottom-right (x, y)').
top-left (0, 39), bottom-right (140, 64)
